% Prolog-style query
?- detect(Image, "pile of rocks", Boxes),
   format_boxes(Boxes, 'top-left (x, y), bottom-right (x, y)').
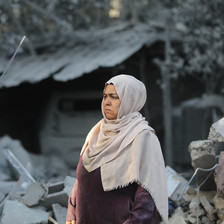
top-left (0, 136), bottom-right (76, 224)
top-left (168, 117), bottom-right (224, 224)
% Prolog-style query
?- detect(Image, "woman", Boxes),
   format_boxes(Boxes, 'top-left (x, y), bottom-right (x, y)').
top-left (66, 74), bottom-right (168, 224)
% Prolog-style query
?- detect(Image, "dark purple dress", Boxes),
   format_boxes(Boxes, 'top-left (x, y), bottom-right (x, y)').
top-left (66, 157), bottom-right (158, 224)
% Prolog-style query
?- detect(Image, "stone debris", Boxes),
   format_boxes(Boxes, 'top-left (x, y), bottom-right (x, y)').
top-left (21, 182), bottom-right (47, 207)
top-left (1, 117), bottom-right (224, 224)
top-left (0, 136), bottom-right (76, 224)
top-left (1, 200), bottom-right (50, 224)
top-left (200, 196), bottom-right (216, 221)
top-left (208, 117), bottom-right (224, 143)
top-left (167, 117), bottom-right (224, 224)
top-left (52, 203), bottom-right (67, 224)
top-left (0, 135), bottom-right (32, 178)
top-left (40, 176), bottom-right (76, 210)
top-left (188, 140), bottom-right (216, 190)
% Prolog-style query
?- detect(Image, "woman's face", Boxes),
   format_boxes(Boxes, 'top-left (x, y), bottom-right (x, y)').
top-left (103, 84), bottom-right (121, 120)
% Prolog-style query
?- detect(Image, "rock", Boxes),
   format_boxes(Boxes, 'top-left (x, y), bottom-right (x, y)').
top-left (201, 216), bottom-right (213, 224)
top-left (188, 140), bottom-right (216, 190)
top-left (1, 200), bottom-right (50, 224)
top-left (40, 176), bottom-right (76, 209)
top-left (188, 197), bottom-right (205, 217)
top-left (214, 151), bottom-right (224, 196)
top-left (213, 194), bottom-right (224, 221)
top-left (200, 196), bottom-right (216, 221)
top-left (21, 182), bottom-right (46, 207)
top-left (208, 117), bottom-right (224, 143)
top-left (52, 203), bottom-right (67, 224)
top-left (186, 213), bottom-right (197, 224)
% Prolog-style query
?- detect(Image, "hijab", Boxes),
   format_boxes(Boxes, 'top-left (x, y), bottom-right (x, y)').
top-left (81, 74), bottom-right (168, 223)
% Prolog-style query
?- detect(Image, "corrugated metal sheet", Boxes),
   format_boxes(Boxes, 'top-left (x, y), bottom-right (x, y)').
top-left (0, 23), bottom-right (161, 88)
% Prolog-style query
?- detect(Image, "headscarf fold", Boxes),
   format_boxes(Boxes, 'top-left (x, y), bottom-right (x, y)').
top-left (81, 74), bottom-right (168, 223)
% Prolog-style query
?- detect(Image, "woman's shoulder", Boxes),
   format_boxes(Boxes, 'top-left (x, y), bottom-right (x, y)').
top-left (137, 128), bottom-right (157, 138)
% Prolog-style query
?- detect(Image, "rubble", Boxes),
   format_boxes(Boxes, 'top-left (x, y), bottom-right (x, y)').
top-left (0, 136), bottom-right (76, 224)
top-left (1, 200), bottom-right (50, 224)
top-left (208, 118), bottom-right (224, 142)
top-left (0, 135), bottom-right (31, 178)
top-left (40, 176), bottom-right (75, 209)
top-left (1, 117), bottom-right (224, 224)
top-left (188, 140), bottom-right (216, 190)
top-left (167, 117), bottom-right (224, 224)
top-left (21, 182), bottom-right (47, 207)
top-left (52, 203), bottom-right (67, 224)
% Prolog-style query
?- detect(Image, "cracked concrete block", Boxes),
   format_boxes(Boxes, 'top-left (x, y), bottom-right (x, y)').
top-left (188, 140), bottom-right (216, 190)
top-left (52, 203), bottom-right (67, 224)
top-left (1, 200), bottom-right (49, 224)
top-left (213, 194), bottom-right (224, 221)
top-left (21, 182), bottom-right (46, 207)
top-left (200, 196), bottom-right (216, 221)
top-left (208, 117), bottom-right (224, 143)
top-left (40, 176), bottom-right (76, 209)
top-left (47, 181), bottom-right (64, 194)
top-left (214, 151), bottom-right (224, 196)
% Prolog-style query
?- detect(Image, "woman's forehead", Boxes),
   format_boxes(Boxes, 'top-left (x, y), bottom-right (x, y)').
top-left (104, 84), bottom-right (117, 94)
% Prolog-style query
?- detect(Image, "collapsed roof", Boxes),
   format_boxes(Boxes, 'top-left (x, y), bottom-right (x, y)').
top-left (0, 22), bottom-right (177, 89)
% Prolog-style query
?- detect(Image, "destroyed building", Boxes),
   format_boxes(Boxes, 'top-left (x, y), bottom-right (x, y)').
top-left (0, 19), bottom-right (224, 223)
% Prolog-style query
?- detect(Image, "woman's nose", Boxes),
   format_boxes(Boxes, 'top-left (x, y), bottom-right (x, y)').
top-left (105, 97), bottom-right (111, 105)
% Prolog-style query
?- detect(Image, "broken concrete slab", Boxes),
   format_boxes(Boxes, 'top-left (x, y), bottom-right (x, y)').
top-left (46, 181), bottom-right (64, 194)
top-left (52, 203), bottom-right (67, 224)
top-left (0, 135), bottom-right (32, 178)
top-left (214, 151), bottom-right (224, 196)
top-left (2, 149), bottom-right (35, 191)
top-left (188, 140), bottom-right (216, 190)
top-left (208, 117), bottom-right (224, 143)
top-left (40, 176), bottom-right (76, 209)
top-left (1, 200), bottom-right (50, 224)
top-left (21, 182), bottom-right (46, 207)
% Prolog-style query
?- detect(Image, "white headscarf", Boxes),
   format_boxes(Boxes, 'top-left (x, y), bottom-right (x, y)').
top-left (82, 74), bottom-right (168, 223)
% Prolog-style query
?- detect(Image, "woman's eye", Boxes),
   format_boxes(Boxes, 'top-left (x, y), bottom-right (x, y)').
top-left (111, 95), bottom-right (119, 99)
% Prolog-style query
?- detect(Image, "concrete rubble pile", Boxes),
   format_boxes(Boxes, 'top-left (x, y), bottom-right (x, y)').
top-left (1, 117), bottom-right (224, 224)
top-left (0, 135), bottom-right (76, 224)
top-left (166, 117), bottom-right (224, 224)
